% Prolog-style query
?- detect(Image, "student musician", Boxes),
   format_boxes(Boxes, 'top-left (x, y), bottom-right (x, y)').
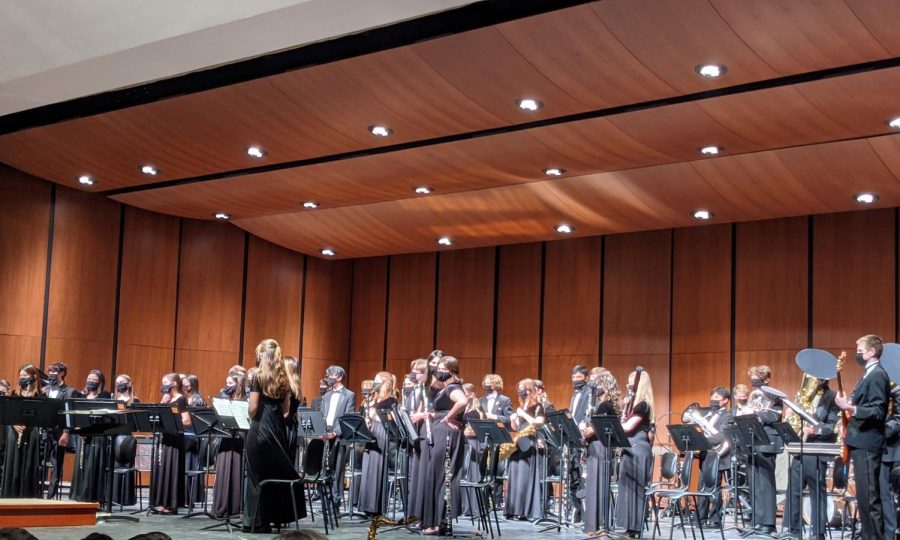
top-left (112, 374), bottom-right (139, 508)
top-left (505, 379), bottom-right (545, 521)
top-left (617, 369), bottom-right (655, 538)
top-left (358, 371), bottom-right (398, 516)
top-left (746, 365), bottom-right (783, 535)
top-left (480, 374), bottom-right (513, 427)
top-left (881, 380), bottom-right (900, 539)
top-left (731, 383), bottom-right (753, 416)
top-left (319, 365), bottom-right (356, 512)
top-left (284, 356), bottom-right (304, 465)
top-left (44, 362), bottom-right (79, 499)
top-left (1, 364), bottom-right (44, 498)
top-left (836, 334), bottom-right (890, 539)
top-left (311, 378), bottom-right (329, 411)
top-left (70, 369), bottom-right (112, 503)
top-left (581, 368), bottom-right (620, 537)
top-left (461, 382), bottom-right (486, 516)
top-left (696, 387), bottom-right (734, 529)
top-left (785, 377), bottom-right (837, 540)
top-left (212, 372), bottom-right (246, 519)
top-left (152, 373), bottom-right (191, 514)
top-left (569, 365), bottom-right (593, 521)
top-left (405, 358), bottom-right (429, 523)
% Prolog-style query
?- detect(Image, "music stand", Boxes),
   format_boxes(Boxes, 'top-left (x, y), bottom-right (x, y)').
top-left (131, 404), bottom-right (183, 516)
top-left (182, 408), bottom-right (230, 522)
top-left (337, 413), bottom-right (375, 520)
top-left (298, 409), bottom-right (327, 439)
top-left (538, 410), bottom-right (583, 532)
top-left (0, 396), bottom-right (65, 497)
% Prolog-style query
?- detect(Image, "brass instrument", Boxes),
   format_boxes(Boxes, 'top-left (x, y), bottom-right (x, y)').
top-left (786, 373), bottom-right (825, 439)
top-left (366, 515), bottom-right (418, 539)
top-left (498, 422), bottom-right (537, 461)
top-left (682, 402), bottom-right (728, 455)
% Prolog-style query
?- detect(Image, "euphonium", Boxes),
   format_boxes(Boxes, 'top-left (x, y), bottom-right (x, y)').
top-left (786, 373), bottom-right (824, 437)
top-left (682, 402), bottom-right (728, 455)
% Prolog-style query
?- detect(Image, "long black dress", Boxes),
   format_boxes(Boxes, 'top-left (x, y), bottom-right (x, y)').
top-left (422, 383), bottom-right (465, 531)
top-left (583, 401), bottom-right (617, 533)
top-left (70, 393), bottom-right (114, 503)
top-left (150, 395), bottom-right (186, 512)
top-left (406, 386), bottom-right (428, 520)
top-left (243, 379), bottom-right (305, 529)
top-left (212, 392), bottom-right (245, 518)
top-left (504, 402), bottom-right (545, 520)
top-left (616, 401), bottom-right (652, 534)
top-left (1, 424), bottom-right (42, 497)
top-left (358, 396), bottom-right (398, 515)
top-left (460, 409), bottom-right (484, 515)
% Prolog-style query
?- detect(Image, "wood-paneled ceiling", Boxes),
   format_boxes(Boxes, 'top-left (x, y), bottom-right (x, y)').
top-left (2, 0), bottom-right (900, 258)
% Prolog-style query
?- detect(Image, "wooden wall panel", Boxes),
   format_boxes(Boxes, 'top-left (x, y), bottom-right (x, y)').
top-left (115, 207), bottom-right (180, 401)
top-left (0, 169), bottom-right (50, 377)
top-left (542, 237), bottom-right (601, 407)
top-left (302, 258), bottom-right (352, 400)
top-left (348, 257), bottom-right (388, 388)
top-left (734, 217), bottom-right (808, 399)
top-left (494, 243), bottom-right (542, 395)
top-left (436, 247), bottom-right (495, 384)
top-left (242, 236), bottom-right (303, 362)
top-left (45, 187), bottom-right (121, 387)
top-left (385, 253), bottom-right (436, 379)
top-left (174, 221), bottom-right (245, 398)
top-left (603, 231), bottom-right (671, 417)
top-left (670, 225), bottom-right (732, 416)
top-left (812, 209), bottom-right (896, 384)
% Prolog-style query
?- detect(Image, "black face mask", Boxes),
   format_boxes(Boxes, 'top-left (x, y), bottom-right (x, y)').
top-left (483, 385), bottom-right (493, 394)
top-left (750, 378), bottom-right (764, 387)
top-left (221, 385), bottom-right (237, 396)
top-left (572, 380), bottom-right (586, 390)
top-left (19, 377), bottom-right (33, 389)
top-left (737, 399), bottom-right (748, 406)
top-left (116, 383), bottom-right (129, 393)
top-left (47, 375), bottom-right (59, 386)
top-left (160, 384), bottom-right (173, 395)
top-left (325, 377), bottom-right (337, 387)
top-left (408, 372), bottom-right (418, 382)
top-left (517, 391), bottom-right (528, 400)
top-left (435, 371), bottom-right (451, 382)
top-left (856, 353), bottom-right (867, 366)
top-left (85, 381), bottom-right (100, 392)
top-left (709, 399), bottom-right (721, 410)
top-left (362, 390), bottom-right (371, 397)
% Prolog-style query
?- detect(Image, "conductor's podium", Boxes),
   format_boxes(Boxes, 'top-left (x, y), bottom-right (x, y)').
top-left (0, 498), bottom-right (98, 527)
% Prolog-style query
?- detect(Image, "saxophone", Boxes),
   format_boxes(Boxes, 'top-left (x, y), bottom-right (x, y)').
top-left (366, 515), bottom-right (419, 539)
top-left (498, 423), bottom-right (537, 461)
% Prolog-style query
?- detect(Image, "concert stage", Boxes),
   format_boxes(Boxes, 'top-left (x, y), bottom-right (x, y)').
top-left (0, 498), bottom-right (98, 527)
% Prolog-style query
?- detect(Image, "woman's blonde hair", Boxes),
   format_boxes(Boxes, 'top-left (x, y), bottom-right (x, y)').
top-left (373, 371), bottom-right (396, 402)
top-left (482, 374), bottom-right (503, 392)
top-left (255, 339), bottom-right (288, 399)
top-left (284, 356), bottom-right (303, 403)
top-left (629, 370), bottom-right (655, 419)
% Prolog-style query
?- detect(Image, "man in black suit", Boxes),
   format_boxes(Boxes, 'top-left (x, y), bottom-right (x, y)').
top-left (836, 334), bottom-right (890, 539)
top-left (697, 387), bottom-right (734, 529)
top-left (310, 378), bottom-right (329, 412)
top-left (747, 365), bottom-right (783, 535)
top-left (786, 378), bottom-right (838, 540)
top-left (44, 362), bottom-right (79, 499)
top-left (480, 374), bottom-right (513, 427)
top-left (880, 381), bottom-right (900, 539)
top-left (319, 365), bottom-right (356, 511)
top-left (568, 365), bottom-right (592, 522)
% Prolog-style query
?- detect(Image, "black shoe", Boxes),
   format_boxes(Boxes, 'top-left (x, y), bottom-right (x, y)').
top-left (702, 521), bottom-right (721, 529)
top-left (755, 525), bottom-right (775, 534)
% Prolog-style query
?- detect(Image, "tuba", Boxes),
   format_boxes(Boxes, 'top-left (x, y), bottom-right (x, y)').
top-left (786, 373), bottom-right (824, 438)
top-left (682, 402), bottom-right (728, 455)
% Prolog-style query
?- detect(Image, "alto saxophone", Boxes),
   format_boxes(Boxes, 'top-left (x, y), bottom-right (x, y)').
top-left (366, 515), bottom-right (419, 539)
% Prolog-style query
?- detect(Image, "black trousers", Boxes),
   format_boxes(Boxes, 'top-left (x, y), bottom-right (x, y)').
top-left (879, 459), bottom-right (897, 539)
top-left (787, 455), bottom-right (829, 536)
top-left (851, 447), bottom-right (884, 539)
top-left (697, 460), bottom-right (726, 525)
top-left (46, 438), bottom-right (67, 499)
top-left (327, 439), bottom-right (349, 505)
top-left (750, 452), bottom-right (777, 527)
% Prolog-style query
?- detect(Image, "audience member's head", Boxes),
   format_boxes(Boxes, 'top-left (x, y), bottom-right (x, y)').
top-left (128, 533), bottom-right (173, 540)
top-left (82, 533), bottom-right (113, 540)
top-left (0, 528), bottom-right (38, 540)
top-left (272, 530), bottom-right (328, 540)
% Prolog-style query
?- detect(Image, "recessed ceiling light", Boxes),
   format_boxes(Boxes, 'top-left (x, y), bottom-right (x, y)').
top-left (414, 186), bottom-right (433, 195)
top-left (543, 168), bottom-right (566, 177)
top-left (214, 212), bottom-right (231, 220)
top-left (556, 224), bottom-right (575, 234)
top-left (140, 165), bottom-right (158, 176)
top-left (855, 192), bottom-right (879, 205)
top-left (517, 98), bottom-right (542, 111)
top-left (77, 175), bottom-right (95, 186)
top-left (695, 64), bottom-right (727, 78)
top-left (437, 236), bottom-right (453, 247)
top-left (369, 125), bottom-right (392, 137)
top-left (888, 117), bottom-right (900, 129)
top-left (302, 201), bottom-right (319, 209)
top-left (247, 146), bottom-right (266, 158)
top-left (320, 248), bottom-right (336, 257)
top-left (699, 146), bottom-right (722, 156)
top-left (693, 209), bottom-right (714, 220)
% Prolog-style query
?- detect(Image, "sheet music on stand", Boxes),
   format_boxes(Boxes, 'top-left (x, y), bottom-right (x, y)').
top-left (211, 398), bottom-right (251, 431)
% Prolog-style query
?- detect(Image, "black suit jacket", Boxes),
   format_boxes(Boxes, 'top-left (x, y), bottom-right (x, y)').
top-left (703, 409), bottom-right (734, 470)
top-left (755, 391), bottom-right (784, 454)
top-left (883, 383), bottom-right (900, 462)
top-left (847, 362), bottom-right (889, 453)
top-left (806, 388), bottom-right (839, 444)
top-left (569, 385), bottom-right (593, 425)
top-left (320, 386), bottom-right (357, 436)
top-left (480, 394), bottom-right (514, 427)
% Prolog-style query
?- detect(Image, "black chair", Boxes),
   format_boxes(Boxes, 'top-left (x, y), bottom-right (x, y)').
top-left (641, 451), bottom-right (694, 539)
top-left (301, 438), bottom-right (337, 534)
top-left (674, 452), bottom-right (725, 540)
top-left (460, 443), bottom-right (502, 538)
top-left (183, 435), bottom-right (216, 515)
top-left (111, 434), bottom-right (142, 511)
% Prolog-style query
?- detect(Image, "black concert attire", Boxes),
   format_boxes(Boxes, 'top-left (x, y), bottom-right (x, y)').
top-left (786, 387), bottom-right (838, 538)
top-left (286, 393), bottom-right (301, 468)
top-left (846, 360), bottom-right (889, 539)
top-left (583, 400), bottom-right (616, 534)
top-left (406, 384), bottom-right (429, 520)
top-left (505, 402), bottom-right (545, 520)
top-left (112, 396), bottom-right (140, 508)
top-left (749, 387), bottom-right (783, 531)
top-left (44, 382), bottom-right (79, 499)
top-left (150, 395), bottom-right (186, 513)
top-left (480, 392), bottom-right (513, 506)
top-left (568, 383), bottom-right (592, 519)
top-left (319, 385), bottom-right (356, 508)
top-left (242, 379), bottom-right (305, 530)
top-left (616, 400), bottom-right (652, 535)
top-left (212, 392), bottom-right (244, 518)
top-left (1, 392), bottom-right (44, 498)
top-left (70, 391), bottom-right (113, 502)
top-left (697, 406), bottom-right (734, 527)
top-left (461, 406), bottom-right (486, 516)
top-left (182, 394), bottom-right (207, 507)
top-left (421, 382), bottom-right (465, 531)
top-left (881, 383), bottom-right (900, 539)
top-left (358, 395), bottom-right (398, 515)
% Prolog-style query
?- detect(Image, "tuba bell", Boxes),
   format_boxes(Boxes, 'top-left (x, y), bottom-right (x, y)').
top-left (682, 402), bottom-right (728, 455)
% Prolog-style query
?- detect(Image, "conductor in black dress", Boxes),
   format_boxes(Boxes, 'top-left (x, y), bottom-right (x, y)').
top-left (836, 334), bottom-right (890, 539)
top-left (319, 365), bottom-right (356, 512)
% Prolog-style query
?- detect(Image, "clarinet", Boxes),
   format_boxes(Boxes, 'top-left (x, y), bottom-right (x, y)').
top-left (421, 382), bottom-right (434, 447)
top-left (442, 431), bottom-right (453, 534)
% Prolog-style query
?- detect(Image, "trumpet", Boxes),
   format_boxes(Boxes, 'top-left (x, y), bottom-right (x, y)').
top-left (682, 403), bottom-right (729, 455)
